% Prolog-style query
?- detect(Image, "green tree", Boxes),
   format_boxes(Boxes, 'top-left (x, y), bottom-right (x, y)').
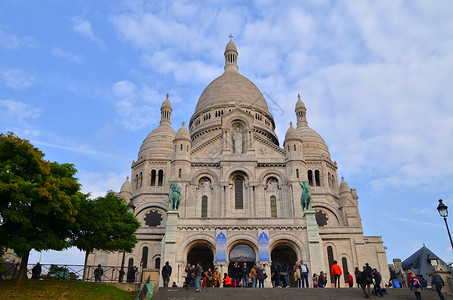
top-left (0, 132), bottom-right (84, 281)
top-left (71, 191), bottom-right (140, 281)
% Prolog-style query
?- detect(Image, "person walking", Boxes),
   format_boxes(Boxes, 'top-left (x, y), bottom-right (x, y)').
top-left (355, 267), bottom-right (362, 288)
top-left (162, 261), bottom-right (172, 287)
top-left (431, 270), bottom-right (445, 300)
top-left (389, 267), bottom-right (398, 288)
top-left (94, 264), bottom-right (103, 282)
top-left (300, 260), bottom-right (309, 288)
top-left (184, 264), bottom-right (192, 288)
top-left (194, 262), bottom-right (203, 292)
top-left (331, 260), bottom-right (342, 288)
top-left (361, 266), bottom-right (372, 299)
top-left (273, 262), bottom-right (282, 287)
top-left (410, 273), bottom-right (422, 300)
top-left (31, 263), bottom-right (41, 280)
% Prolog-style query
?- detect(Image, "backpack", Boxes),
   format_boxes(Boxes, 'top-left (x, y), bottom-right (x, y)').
top-left (413, 278), bottom-right (421, 288)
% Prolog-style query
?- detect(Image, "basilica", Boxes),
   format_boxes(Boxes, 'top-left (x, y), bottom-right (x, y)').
top-left (88, 37), bottom-right (388, 286)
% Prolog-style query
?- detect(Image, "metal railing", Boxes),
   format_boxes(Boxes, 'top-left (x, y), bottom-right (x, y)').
top-left (0, 262), bottom-right (140, 283)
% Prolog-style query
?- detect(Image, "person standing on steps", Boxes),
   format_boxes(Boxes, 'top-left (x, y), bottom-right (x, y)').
top-left (331, 260), bottom-right (342, 288)
top-left (162, 261), bottom-right (172, 287)
top-left (300, 260), bottom-right (309, 288)
top-left (431, 270), bottom-right (445, 300)
top-left (194, 262), bottom-right (203, 292)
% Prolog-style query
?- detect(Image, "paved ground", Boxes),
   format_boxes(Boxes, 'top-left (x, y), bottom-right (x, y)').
top-left (152, 287), bottom-right (451, 300)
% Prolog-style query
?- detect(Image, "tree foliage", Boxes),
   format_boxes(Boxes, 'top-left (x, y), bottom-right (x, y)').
top-left (0, 132), bottom-right (84, 280)
top-left (71, 191), bottom-right (140, 279)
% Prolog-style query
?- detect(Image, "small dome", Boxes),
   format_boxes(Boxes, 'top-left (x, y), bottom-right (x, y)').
top-left (284, 122), bottom-right (300, 141)
top-left (339, 176), bottom-right (351, 194)
top-left (295, 94), bottom-right (306, 110)
top-left (225, 35), bottom-right (237, 53)
top-left (120, 176), bottom-right (132, 195)
top-left (175, 121), bottom-right (190, 140)
top-left (162, 93), bottom-right (172, 109)
top-left (296, 125), bottom-right (330, 158)
top-left (138, 123), bottom-right (176, 159)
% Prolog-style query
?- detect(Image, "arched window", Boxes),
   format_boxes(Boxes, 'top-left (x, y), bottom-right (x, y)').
top-left (327, 246), bottom-right (334, 283)
top-left (294, 145), bottom-right (296, 151)
top-left (180, 144), bottom-right (183, 151)
top-left (158, 170), bottom-right (164, 186)
top-left (151, 170), bottom-right (156, 186)
top-left (234, 177), bottom-right (244, 209)
top-left (139, 172), bottom-right (143, 188)
top-left (202, 196), bottom-right (208, 218)
top-left (308, 170), bottom-right (313, 186)
top-left (135, 174), bottom-right (139, 189)
top-left (128, 258), bottom-right (134, 270)
top-left (155, 257), bottom-right (161, 269)
top-left (178, 168), bottom-right (182, 178)
top-left (296, 169), bottom-right (299, 178)
top-left (342, 257), bottom-right (349, 282)
top-left (142, 247), bottom-right (148, 269)
top-left (315, 170), bottom-right (321, 186)
top-left (332, 175), bottom-right (335, 187)
top-left (270, 196), bottom-right (277, 218)
top-left (328, 172), bottom-right (331, 188)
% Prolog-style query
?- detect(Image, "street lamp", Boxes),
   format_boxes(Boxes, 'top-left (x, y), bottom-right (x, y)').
top-left (118, 199), bottom-right (136, 283)
top-left (437, 199), bottom-right (453, 251)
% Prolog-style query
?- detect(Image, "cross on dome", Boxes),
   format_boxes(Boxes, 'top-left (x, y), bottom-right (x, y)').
top-left (229, 34), bottom-right (233, 40)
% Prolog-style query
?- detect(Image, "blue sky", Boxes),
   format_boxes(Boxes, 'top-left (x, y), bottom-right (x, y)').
top-left (1, 0), bottom-right (453, 267)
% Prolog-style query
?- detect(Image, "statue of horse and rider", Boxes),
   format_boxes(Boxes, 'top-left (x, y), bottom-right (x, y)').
top-left (299, 180), bottom-right (313, 211)
top-left (169, 180), bottom-right (181, 211)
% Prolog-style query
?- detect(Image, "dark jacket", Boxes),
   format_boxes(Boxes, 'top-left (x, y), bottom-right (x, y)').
top-left (232, 264), bottom-right (241, 278)
top-left (372, 270), bottom-right (382, 284)
top-left (241, 265), bottom-right (250, 278)
top-left (194, 265), bottom-right (203, 277)
top-left (361, 269), bottom-right (372, 284)
top-left (162, 264), bottom-right (172, 276)
top-left (431, 273), bottom-right (444, 286)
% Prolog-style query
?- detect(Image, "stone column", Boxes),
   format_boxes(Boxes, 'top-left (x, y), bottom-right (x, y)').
top-left (304, 210), bottom-right (326, 277)
top-left (160, 211), bottom-right (179, 287)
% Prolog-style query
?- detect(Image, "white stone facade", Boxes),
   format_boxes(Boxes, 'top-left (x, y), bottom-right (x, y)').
top-left (89, 37), bottom-right (389, 286)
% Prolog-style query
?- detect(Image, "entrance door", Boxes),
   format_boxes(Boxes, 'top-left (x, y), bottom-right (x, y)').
top-left (228, 244), bottom-right (256, 286)
top-left (187, 245), bottom-right (214, 272)
top-left (271, 244), bottom-right (298, 287)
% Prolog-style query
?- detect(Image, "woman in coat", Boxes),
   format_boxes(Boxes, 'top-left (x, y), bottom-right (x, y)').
top-left (410, 273), bottom-right (422, 300)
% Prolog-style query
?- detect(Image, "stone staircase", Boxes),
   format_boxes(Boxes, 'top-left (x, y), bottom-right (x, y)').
top-left (152, 287), bottom-right (451, 300)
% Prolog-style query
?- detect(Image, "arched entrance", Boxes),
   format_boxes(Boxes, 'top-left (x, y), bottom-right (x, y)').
top-left (187, 244), bottom-right (214, 272)
top-left (271, 243), bottom-right (298, 287)
top-left (228, 244), bottom-right (256, 286)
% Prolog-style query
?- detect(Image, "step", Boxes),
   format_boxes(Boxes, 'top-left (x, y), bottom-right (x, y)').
top-left (152, 287), bottom-right (451, 300)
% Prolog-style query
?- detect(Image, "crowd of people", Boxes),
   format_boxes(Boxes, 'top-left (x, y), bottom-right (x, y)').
top-left (165, 260), bottom-right (447, 299)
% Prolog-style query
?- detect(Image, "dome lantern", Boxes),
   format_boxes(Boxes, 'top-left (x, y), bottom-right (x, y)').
top-left (161, 93), bottom-right (172, 125)
top-left (295, 93), bottom-right (307, 127)
top-left (224, 34), bottom-right (238, 72)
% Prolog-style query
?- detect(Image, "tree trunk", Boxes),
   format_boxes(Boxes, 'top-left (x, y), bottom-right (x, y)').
top-left (82, 251), bottom-right (89, 282)
top-left (17, 250), bottom-right (30, 282)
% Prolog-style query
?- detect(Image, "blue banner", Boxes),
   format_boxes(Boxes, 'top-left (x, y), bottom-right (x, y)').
top-left (215, 231), bottom-right (227, 261)
top-left (258, 230), bottom-right (270, 261)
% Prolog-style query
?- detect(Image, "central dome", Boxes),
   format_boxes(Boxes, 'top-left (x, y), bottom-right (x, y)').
top-left (194, 71), bottom-right (270, 115)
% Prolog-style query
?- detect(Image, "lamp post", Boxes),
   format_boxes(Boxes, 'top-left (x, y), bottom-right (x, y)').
top-left (437, 199), bottom-right (453, 251)
top-left (118, 199), bottom-right (136, 283)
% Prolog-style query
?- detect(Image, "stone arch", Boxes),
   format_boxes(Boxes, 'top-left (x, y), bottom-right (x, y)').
top-left (180, 235), bottom-right (216, 261)
top-left (139, 242), bottom-right (152, 269)
top-left (134, 204), bottom-right (168, 223)
top-left (190, 169), bottom-right (219, 185)
top-left (312, 203), bottom-right (344, 226)
top-left (226, 236), bottom-right (259, 260)
top-left (224, 166), bottom-right (254, 182)
top-left (258, 169), bottom-right (286, 185)
top-left (269, 238), bottom-right (302, 261)
top-left (183, 238), bottom-right (216, 271)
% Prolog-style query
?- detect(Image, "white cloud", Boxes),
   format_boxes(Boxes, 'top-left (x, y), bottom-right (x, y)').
top-left (51, 48), bottom-right (83, 64)
top-left (0, 99), bottom-right (41, 121)
top-left (0, 27), bottom-right (35, 50)
top-left (78, 169), bottom-right (130, 198)
top-left (111, 80), bottom-right (162, 130)
top-left (71, 16), bottom-right (104, 47)
top-left (1, 69), bottom-right (36, 89)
